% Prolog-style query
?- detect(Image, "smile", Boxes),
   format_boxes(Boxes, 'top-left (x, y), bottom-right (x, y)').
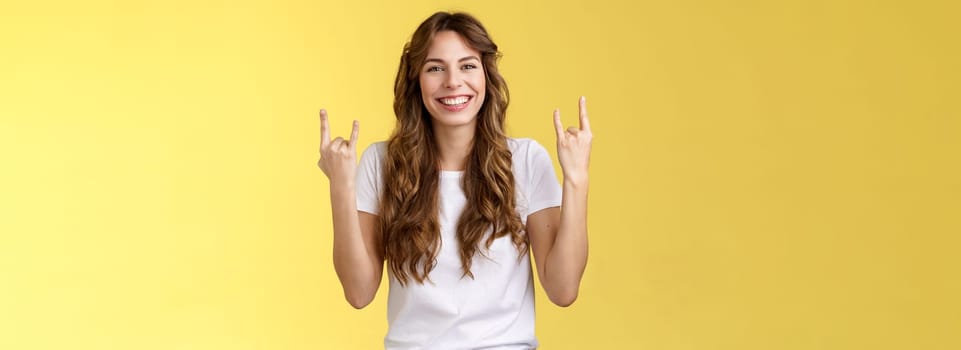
top-left (436, 95), bottom-right (472, 112)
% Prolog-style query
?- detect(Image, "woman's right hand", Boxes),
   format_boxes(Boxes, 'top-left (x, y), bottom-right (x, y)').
top-left (317, 109), bottom-right (360, 186)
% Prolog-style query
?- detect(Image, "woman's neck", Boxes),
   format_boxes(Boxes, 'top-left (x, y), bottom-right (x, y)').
top-left (433, 122), bottom-right (475, 171)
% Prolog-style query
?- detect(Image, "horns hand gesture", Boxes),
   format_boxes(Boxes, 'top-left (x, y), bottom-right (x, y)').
top-left (317, 109), bottom-right (360, 186)
top-left (553, 96), bottom-right (593, 184)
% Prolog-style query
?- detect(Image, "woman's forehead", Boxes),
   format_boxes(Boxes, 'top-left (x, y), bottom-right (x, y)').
top-left (425, 31), bottom-right (480, 61)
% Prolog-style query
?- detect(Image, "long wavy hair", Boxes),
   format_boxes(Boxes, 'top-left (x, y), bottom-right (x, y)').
top-left (380, 12), bottom-right (525, 286)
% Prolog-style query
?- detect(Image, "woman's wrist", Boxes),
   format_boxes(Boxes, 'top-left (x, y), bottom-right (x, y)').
top-left (329, 180), bottom-right (356, 198)
top-left (562, 174), bottom-right (589, 189)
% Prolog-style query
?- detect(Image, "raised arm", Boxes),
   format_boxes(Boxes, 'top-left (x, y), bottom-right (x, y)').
top-left (317, 109), bottom-right (384, 309)
top-left (528, 96), bottom-right (592, 307)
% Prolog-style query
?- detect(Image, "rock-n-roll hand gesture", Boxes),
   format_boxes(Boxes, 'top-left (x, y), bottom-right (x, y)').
top-left (317, 109), bottom-right (360, 186)
top-left (553, 96), bottom-right (593, 184)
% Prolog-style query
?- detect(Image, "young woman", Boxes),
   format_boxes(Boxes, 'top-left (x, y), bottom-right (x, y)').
top-left (317, 11), bottom-right (592, 349)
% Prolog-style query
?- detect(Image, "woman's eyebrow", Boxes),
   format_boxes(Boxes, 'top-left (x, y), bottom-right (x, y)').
top-left (424, 56), bottom-right (480, 64)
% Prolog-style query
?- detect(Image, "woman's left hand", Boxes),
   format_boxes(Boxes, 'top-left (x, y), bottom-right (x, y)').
top-left (553, 96), bottom-right (593, 184)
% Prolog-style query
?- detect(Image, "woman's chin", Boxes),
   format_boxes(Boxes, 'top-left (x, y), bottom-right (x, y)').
top-left (429, 112), bottom-right (478, 128)
top-left (426, 105), bottom-right (478, 124)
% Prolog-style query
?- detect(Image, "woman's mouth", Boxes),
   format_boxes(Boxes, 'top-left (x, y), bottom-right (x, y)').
top-left (436, 95), bottom-right (472, 112)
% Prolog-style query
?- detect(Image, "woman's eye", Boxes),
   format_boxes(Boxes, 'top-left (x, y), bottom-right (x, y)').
top-left (427, 66), bottom-right (443, 72)
top-left (462, 64), bottom-right (477, 70)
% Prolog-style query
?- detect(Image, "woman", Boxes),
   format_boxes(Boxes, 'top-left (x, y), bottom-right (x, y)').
top-left (317, 11), bottom-right (592, 349)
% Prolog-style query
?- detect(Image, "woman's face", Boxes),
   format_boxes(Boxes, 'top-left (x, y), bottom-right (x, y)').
top-left (419, 30), bottom-right (486, 128)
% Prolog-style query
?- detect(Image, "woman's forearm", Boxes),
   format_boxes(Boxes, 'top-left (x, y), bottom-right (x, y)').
top-left (544, 177), bottom-right (590, 306)
top-left (329, 183), bottom-right (380, 308)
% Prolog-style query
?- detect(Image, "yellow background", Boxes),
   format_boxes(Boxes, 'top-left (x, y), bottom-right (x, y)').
top-left (2, 0), bottom-right (959, 349)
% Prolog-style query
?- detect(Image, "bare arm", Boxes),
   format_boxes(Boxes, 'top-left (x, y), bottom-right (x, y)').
top-left (528, 96), bottom-right (592, 307)
top-left (317, 109), bottom-right (384, 309)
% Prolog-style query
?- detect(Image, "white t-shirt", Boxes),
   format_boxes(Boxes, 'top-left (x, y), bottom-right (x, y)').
top-left (355, 137), bottom-right (563, 350)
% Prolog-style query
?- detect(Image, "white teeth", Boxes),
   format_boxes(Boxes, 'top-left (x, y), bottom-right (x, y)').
top-left (440, 96), bottom-right (469, 106)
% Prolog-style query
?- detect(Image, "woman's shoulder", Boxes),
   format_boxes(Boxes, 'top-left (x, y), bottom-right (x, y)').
top-left (507, 137), bottom-right (549, 158)
top-left (357, 141), bottom-right (389, 173)
top-left (365, 141), bottom-right (389, 150)
top-left (361, 141), bottom-right (389, 158)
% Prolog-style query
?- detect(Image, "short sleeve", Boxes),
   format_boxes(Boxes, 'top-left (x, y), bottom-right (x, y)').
top-left (526, 140), bottom-right (562, 214)
top-left (355, 142), bottom-right (385, 215)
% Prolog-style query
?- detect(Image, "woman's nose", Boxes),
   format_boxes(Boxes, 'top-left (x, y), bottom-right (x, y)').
top-left (444, 71), bottom-right (462, 89)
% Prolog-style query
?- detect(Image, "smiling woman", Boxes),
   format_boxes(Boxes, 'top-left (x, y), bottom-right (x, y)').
top-left (316, 11), bottom-right (592, 349)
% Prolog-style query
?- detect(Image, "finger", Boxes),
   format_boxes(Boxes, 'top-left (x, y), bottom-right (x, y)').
top-left (320, 109), bottom-right (331, 146)
top-left (330, 137), bottom-right (346, 151)
top-left (349, 120), bottom-right (359, 152)
top-left (553, 109), bottom-right (564, 139)
top-left (567, 126), bottom-right (579, 135)
top-left (578, 96), bottom-right (591, 131)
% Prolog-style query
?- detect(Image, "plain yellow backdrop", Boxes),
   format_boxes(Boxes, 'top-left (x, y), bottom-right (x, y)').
top-left (1, 0), bottom-right (959, 349)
